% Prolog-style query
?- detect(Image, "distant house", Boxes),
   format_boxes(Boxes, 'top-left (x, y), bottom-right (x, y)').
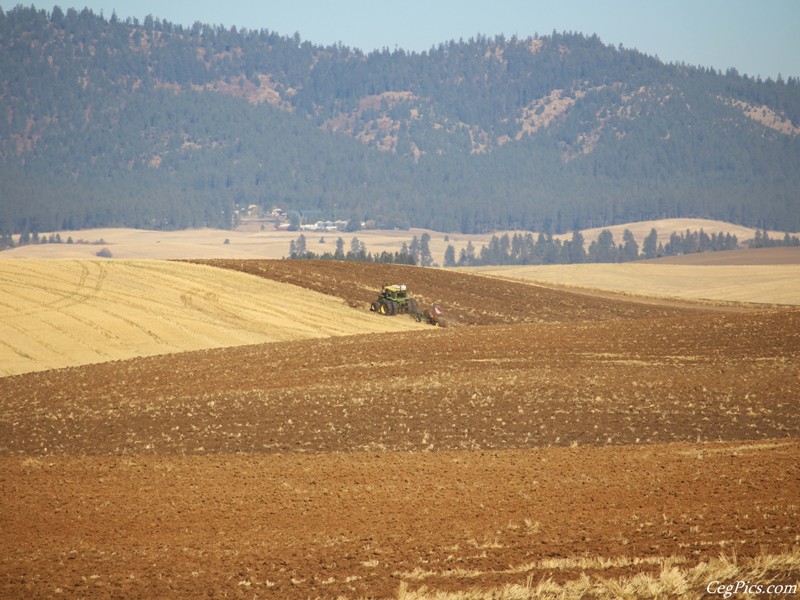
top-left (299, 220), bottom-right (351, 232)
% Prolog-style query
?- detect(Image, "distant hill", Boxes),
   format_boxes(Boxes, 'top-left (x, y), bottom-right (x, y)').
top-left (1, 5), bottom-right (799, 235)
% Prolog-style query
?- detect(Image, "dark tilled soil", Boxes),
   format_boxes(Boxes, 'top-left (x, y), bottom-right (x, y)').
top-left (3, 443), bottom-right (798, 599)
top-left (188, 259), bottom-right (717, 325)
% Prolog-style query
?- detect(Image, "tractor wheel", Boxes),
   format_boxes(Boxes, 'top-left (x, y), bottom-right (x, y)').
top-left (388, 300), bottom-right (398, 315)
top-left (407, 298), bottom-right (418, 314)
top-left (370, 301), bottom-right (380, 312)
top-left (378, 300), bottom-right (390, 315)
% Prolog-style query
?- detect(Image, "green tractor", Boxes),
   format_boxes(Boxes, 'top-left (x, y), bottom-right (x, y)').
top-left (370, 284), bottom-right (418, 316)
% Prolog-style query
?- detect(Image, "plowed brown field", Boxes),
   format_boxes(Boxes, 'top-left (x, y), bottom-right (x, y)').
top-left (2, 260), bottom-right (799, 599)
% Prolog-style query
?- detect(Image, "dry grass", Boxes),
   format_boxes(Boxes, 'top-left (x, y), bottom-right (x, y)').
top-left (467, 263), bottom-right (800, 306)
top-left (396, 548), bottom-right (800, 599)
top-left (3, 227), bottom-right (299, 260)
top-left (395, 555), bottom-right (688, 581)
top-left (0, 259), bottom-right (424, 376)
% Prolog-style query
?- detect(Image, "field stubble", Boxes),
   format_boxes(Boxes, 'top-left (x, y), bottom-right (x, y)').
top-left (467, 261), bottom-right (800, 306)
top-left (0, 259), bottom-right (425, 376)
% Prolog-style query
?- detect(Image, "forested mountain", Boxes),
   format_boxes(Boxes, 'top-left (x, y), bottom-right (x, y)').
top-left (1, 5), bottom-right (799, 235)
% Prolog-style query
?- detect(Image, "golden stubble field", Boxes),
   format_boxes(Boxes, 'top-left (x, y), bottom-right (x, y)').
top-left (1, 258), bottom-right (799, 599)
top-left (0, 259), bottom-right (425, 376)
top-left (467, 259), bottom-right (800, 306)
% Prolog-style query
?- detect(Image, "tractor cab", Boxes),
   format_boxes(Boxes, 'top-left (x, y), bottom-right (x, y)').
top-left (371, 284), bottom-right (417, 315)
top-left (381, 284), bottom-right (408, 302)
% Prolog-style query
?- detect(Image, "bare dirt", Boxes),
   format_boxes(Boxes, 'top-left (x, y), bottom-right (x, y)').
top-left (2, 260), bottom-right (799, 599)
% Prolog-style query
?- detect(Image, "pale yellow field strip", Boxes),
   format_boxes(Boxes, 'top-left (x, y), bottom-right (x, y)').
top-left (0, 260), bottom-right (425, 377)
top-left (1, 227), bottom-right (477, 262)
top-left (4, 219), bottom-right (775, 262)
top-left (466, 263), bottom-right (800, 306)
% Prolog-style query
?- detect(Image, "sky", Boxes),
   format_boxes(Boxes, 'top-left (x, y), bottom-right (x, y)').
top-left (4, 0), bottom-right (798, 80)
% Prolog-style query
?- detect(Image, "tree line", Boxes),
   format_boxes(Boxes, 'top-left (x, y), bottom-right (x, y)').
top-left (750, 229), bottom-right (800, 248)
top-left (284, 228), bottom-right (800, 268)
top-left (449, 228), bottom-right (743, 266)
top-left (288, 234), bottom-right (432, 265)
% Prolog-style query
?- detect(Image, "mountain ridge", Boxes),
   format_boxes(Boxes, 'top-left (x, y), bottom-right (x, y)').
top-left (1, 5), bottom-right (799, 234)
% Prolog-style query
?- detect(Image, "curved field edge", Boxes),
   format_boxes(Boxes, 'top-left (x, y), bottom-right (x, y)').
top-left (0, 259), bottom-right (425, 377)
top-left (187, 259), bottom-right (729, 326)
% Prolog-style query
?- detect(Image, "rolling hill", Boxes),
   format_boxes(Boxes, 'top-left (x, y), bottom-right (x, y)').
top-left (469, 260), bottom-right (800, 305)
top-left (3, 251), bottom-right (799, 376)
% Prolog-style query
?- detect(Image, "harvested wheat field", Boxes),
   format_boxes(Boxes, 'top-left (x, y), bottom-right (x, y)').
top-left (1, 259), bottom-right (799, 599)
top-left (0, 259), bottom-right (425, 376)
top-left (464, 247), bottom-right (800, 307)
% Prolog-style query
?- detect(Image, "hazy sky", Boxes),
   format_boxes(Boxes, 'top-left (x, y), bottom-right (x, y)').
top-left (4, 0), bottom-right (798, 79)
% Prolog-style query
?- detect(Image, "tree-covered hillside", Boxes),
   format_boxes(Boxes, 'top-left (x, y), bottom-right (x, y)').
top-left (1, 5), bottom-right (798, 235)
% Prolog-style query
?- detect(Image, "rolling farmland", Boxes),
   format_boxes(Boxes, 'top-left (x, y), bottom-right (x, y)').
top-left (1, 259), bottom-right (798, 599)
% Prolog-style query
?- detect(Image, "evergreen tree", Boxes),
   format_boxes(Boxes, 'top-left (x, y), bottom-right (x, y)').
top-left (444, 244), bottom-right (456, 267)
top-left (642, 228), bottom-right (658, 259)
top-left (290, 233), bottom-right (307, 257)
top-left (348, 236), bottom-right (367, 260)
top-left (566, 230), bottom-right (586, 263)
top-left (459, 241), bottom-right (476, 266)
top-left (622, 229), bottom-right (639, 261)
top-left (589, 230), bottom-right (616, 262)
top-left (419, 232), bottom-right (433, 266)
top-left (334, 237), bottom-right (345, 259)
